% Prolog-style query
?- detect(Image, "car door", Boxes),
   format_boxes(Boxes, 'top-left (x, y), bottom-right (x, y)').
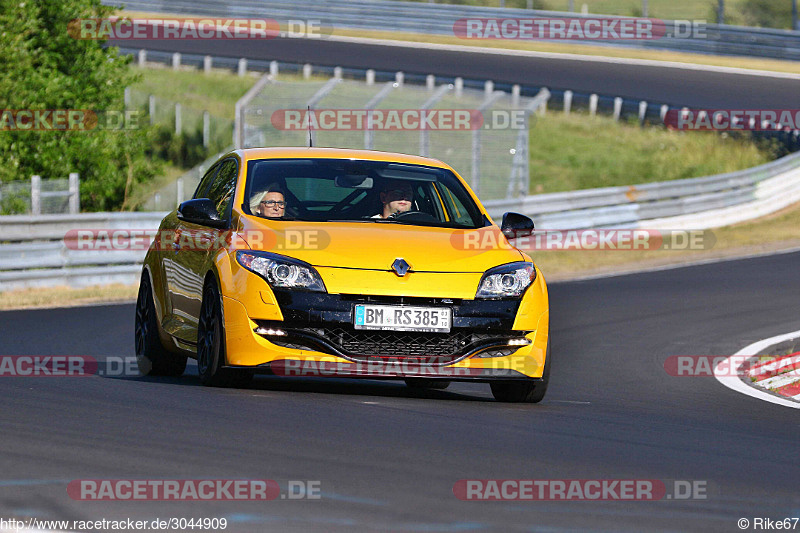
top-left (163, 161), bottom-right (221, 336)
top-left (168, 157), bottom-right (239, 343)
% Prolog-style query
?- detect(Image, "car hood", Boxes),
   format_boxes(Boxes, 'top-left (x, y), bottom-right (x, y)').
top-left (239, 219), bottom-right (524, 273)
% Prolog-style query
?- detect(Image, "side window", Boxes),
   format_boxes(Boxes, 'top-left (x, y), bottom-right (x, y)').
top-left (436, 183), bottom-right (473, 226)
top-left (193, 162), bottom-right (220, 199)
top-left (414, 183), bottom-right (443, 219)
top-left (207, 159), bottom-right (239, 218)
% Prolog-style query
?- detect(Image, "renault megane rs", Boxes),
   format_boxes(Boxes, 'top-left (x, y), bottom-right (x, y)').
top-left (135, 148), bottom-right (550, 402)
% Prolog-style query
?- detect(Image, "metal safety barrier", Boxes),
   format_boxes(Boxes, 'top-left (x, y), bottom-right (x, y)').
top-left (0, 212), bottom-right (166, 290)
top-left (3, 149), bottom-right (800, 289)
top-left (483, 150), bottom-right (800, 229)
top-left (104, 0), bottom-right (800, 61)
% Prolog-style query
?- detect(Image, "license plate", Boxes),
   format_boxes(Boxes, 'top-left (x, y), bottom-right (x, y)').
top-left (354, 304), bottom-right (452, 333)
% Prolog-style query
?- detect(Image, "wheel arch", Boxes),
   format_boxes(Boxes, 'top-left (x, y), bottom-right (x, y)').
top-left (139, 263), bottom-right (168, 337)
top-left (140, 255), bottom-right (168, 327)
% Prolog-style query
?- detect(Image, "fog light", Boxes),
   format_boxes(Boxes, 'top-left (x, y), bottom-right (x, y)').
top-left (507, 338), bottom-right (531, 346)
top-left (255, 327), bottom-right (287, 336)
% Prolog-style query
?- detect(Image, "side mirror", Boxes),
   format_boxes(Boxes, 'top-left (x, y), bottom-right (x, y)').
top-left (500, 212), bottom-right (534, 239)
top-left (177, 199), bottom-right (228, 229)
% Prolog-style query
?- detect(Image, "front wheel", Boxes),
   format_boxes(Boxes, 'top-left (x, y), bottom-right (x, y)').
top-left (490, 338), bottom-right (550, 403)
top-left (135, 274), bottom-right (187, 377)
top-left (197, 279), bottom-right (252, 388)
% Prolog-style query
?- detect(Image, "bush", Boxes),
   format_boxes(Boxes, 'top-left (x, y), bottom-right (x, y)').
top-left (739, 0), bottom-right (793, 29)
top-left (0, 0), bottom-right (162, 211)
top-left (149, 125), bottom-right (209, 169)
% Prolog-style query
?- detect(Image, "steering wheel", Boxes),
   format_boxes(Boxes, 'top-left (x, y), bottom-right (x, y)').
top-left (390, 210), bottom-right (439, 223)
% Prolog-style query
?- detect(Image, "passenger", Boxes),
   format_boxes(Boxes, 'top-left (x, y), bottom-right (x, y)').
top-left (251, 184), bottom-right (286, 219)
top-left (373, 181), bottom-right (414, 219)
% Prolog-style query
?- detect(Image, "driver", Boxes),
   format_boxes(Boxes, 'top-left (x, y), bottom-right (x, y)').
top-left (251, 184), bottom-right (286, 219)
top-left (373, 181), bottom-right (414, 219)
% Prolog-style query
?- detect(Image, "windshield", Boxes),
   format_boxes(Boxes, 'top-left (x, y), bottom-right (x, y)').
top-left (244, 158), bottom-right (487, 229)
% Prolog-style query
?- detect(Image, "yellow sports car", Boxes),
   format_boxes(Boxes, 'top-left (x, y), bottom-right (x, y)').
top-left (135, 148), bottom-right (550, 402)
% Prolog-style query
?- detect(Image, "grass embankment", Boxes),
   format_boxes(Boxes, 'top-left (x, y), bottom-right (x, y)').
top-left (404, 0), bottom-right (779, 28)
top-left (533, 0), bottom-right (743, 19)
top-left (123, 66), bottom-right (259, 207)
top-left (0, 284), bottom-right (139, 310)
top-left (2, 201), bottom-right (798, 309)
top-left (533, 200), bottom-right (800, 280)
top-left (129, 66), bottom-right (256, 118)
top-left (129, 63), bottom-right (773, 195)
top-left (529, 113), bottom-right (770, 193)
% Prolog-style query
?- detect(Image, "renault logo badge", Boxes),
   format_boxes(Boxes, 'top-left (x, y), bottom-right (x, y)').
top-left (392, 258), bottom-right (410, 277)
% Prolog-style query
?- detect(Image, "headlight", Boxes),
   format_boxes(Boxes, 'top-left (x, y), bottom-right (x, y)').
top-left (236, 251), bottom-right (326, 292)
top-left (476, 262), bottom-right (536, 299)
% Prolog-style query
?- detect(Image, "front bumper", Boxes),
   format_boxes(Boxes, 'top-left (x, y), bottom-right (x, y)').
top-left (221, 260), bottom-right (549, 381)
top-left (221, 287), bottom-right (550, 380)
top-left (260, 291), bottom-right (523, 363)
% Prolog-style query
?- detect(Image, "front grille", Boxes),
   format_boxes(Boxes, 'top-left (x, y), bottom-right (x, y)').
top-left (326, 327), bottom-right (470, 358)
top-left (258, 321), bottom-right (525, 365)
top-left (338, 294), bottom-right (462, 306)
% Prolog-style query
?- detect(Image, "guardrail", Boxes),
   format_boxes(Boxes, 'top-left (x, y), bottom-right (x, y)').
top-left (105, 0), bottom-right (800, 61)
top-left (3, 149), bottom-right (800, 290)
top-left (0, 212), bottom-right (166, 290)
top-left (483, 150), bottom-right (800, 228)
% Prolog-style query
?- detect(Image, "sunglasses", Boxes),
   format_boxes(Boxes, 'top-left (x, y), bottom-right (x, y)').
top-left (260, 200), bottom-right (286, 208)
top-left (385, 189), bottom-right (414, 200)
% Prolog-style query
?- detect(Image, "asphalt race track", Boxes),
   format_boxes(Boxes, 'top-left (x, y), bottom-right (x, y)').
top-left (1, 251), bottom-right (799, 531)
top-left (109, 34), bottom-right (800, 109)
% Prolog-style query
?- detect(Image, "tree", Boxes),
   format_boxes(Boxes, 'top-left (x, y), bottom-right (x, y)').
top-left (0, 0), bottom-right (161, 211)
top-left (739, 0), bottom-right (793, 29)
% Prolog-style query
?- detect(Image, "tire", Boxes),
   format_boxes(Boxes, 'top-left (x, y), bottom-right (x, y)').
top-left (135, 274), bottom-right (187, 377)
top-left (404, 378), bottom-right (450, 390)
top-left (196, 279), bottom-right (253, 388)
top-left (490, 338), bottom-right (550, 403)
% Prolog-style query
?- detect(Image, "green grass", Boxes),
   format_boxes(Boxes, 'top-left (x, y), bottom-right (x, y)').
top-left (128, 64), bottom-right (773, 197)
top-left (528, 112), bottom-right (770, 193)
top-left (533, 198), bottom-right (800, 280)
top-left (436, 0), bottom-right (798, 29)
top-left (125, 163), bottom-right (184, 211)
top-left (0, 284), bottom-right (139, 310)
top-left (406, 0), bottom-right (750, 23)
top-left (129, 66), bottom-right (256, 118)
